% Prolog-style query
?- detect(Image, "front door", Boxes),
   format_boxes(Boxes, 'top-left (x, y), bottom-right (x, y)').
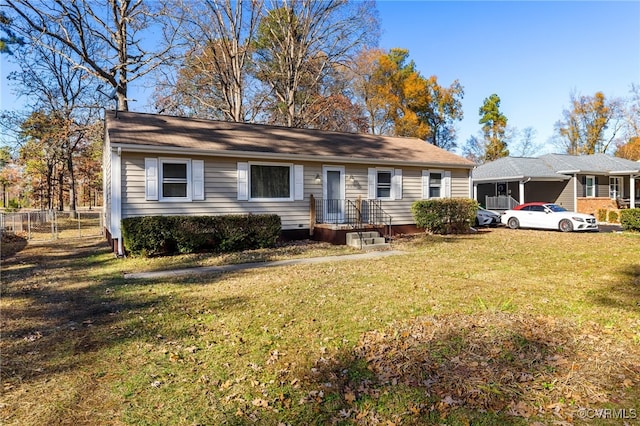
top-left (323, 166), bottom-right (345, 223)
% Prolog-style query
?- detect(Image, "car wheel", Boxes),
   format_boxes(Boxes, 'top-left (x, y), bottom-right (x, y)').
top-left (559, 219), bottom-right (573, 232)
top-left (507, 217), bottom-right (519, 229)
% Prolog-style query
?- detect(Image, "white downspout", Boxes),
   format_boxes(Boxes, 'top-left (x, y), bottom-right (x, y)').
top-left (631, 175), bottom-right (636, 209)
top-left (111, 148), bottom-right (123, 256)
top-left (573, 174), bottom-right (578, 212)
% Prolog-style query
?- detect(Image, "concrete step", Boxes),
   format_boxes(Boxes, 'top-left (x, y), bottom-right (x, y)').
top-left (346, 231), bottom-right (390, 250)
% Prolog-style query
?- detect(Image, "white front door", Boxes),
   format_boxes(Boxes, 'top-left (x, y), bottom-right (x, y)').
top-left (323, 166), bottom-right (345, 223)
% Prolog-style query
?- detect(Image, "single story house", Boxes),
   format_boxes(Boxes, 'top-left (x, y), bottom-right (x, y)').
top-left (103, 111), bottom-right (476, 255)
top-left (473, 154), bottom-right (640, 213)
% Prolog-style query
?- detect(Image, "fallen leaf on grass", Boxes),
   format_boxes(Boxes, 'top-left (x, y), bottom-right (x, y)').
top-left (344, 391), bottom-right (356, 403)
top-left (252, 398), bottom-right (269, 408)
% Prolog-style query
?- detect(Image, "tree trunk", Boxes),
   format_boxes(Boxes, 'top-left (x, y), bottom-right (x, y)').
top-left (67, 154), bottom-right (77, 216)
top-left (57, 170), bottom-right (65, 211)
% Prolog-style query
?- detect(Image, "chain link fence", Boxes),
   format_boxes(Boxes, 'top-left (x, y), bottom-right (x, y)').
top-left (0, 209), bottom-right (103, 241)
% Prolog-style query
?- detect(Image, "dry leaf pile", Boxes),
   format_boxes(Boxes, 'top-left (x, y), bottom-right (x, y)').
top-left (311, 312), bottom-right (639, 423)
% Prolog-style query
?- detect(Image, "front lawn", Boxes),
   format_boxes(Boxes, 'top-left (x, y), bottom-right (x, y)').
top-left (1, 229), bottom-right (639, 425)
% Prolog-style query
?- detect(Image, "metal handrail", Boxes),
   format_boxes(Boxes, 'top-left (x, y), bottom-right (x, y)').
top-left (314, 198), bottom-right (392, 237)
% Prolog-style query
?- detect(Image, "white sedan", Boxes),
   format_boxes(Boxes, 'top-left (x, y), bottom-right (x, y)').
top-left (501, 202), bottom-right (598, 232)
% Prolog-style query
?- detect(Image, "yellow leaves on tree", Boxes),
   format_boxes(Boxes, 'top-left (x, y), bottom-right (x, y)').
top-left (555, 91), bottom-right (624, 155)
top-left (354, 48), bottom-right (463, 150)
top-left (615, 136), bottom-right (640, 160)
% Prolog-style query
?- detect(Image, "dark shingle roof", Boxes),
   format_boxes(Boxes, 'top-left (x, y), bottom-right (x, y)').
top-left (105, 111), bottom-right (475, 168)
top-left (472, 157), bottom-right (567, 182)
top-left (473, 153), bottom-right (640, 182)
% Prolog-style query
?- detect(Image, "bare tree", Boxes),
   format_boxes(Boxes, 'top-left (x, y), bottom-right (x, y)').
top-left (3, 0), bottom-right (181, 111)
top-left (6, 29), bottom-right (101, 212)
top-left (553, 91), bottom-right (624, 155)
top-left (253, 0), bottom-right (379, 128)
top-left (155, 0), bottom-right (264, 122)
top-left (510, 127), bottom-right (542, 157)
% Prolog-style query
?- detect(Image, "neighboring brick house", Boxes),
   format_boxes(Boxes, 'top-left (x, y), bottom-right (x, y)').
top-left (103, 111), bottom-right (475, 255)
top-left (473, 154), bottom-right (640, 215)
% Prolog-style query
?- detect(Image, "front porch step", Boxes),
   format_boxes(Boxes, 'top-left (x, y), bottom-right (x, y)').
top-left (346, 231), bottom-right (390, 250)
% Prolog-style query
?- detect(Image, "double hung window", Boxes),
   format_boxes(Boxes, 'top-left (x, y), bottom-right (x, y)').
top-left (368, 168), bottom-right (402, 200)
top-left (145, 157), bottom-right (204, 202)
top-left (585, 175), bottom-right (596, 198)
top-left (422, 170), bottom-right (450, 199)
top-left (161, 160), bottom-right (189, 198)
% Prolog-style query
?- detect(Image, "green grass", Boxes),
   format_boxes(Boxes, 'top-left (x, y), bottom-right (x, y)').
top-left (1, 229), bottom-right (639, 425)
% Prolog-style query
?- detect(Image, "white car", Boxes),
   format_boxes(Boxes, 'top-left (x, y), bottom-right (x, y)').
top-left (501, 202), bottom-right (598, 232)
top-left (475, 207), bottom-right (501, 227)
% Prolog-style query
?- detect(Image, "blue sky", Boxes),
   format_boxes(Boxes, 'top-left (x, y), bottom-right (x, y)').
top-left (2, 1), bottom-right (639, 155)
top-left (376, 1), bottom-right (640, 154)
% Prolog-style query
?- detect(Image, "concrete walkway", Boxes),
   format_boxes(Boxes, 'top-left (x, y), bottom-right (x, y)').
top-left (124, 250), bottom-right (407, 280)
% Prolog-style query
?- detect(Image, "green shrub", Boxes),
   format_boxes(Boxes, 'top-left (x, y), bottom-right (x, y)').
top-left (597, 209), bottom-right (608, 223)
top-left (608, 210), bottom-right (619, 224)
top-left (121, 216), bottom-right (177, 256)
top-left (121, 214), bottom-right (281, 257)
top-left (411, 198), bottom-right (479, 234)
top-left (620, 209), bottom-right (640, 231)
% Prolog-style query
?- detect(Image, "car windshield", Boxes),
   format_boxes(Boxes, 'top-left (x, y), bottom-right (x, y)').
top-left (545, 204), bottom-right (567, 212)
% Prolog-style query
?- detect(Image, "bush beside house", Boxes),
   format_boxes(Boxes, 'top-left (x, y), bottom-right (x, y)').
top-left (121, 214), bottom-right (281, 257)
top-left (620, 209), bottom-right (640, 232)
top-left (411, 198), bottom-right (478, 234)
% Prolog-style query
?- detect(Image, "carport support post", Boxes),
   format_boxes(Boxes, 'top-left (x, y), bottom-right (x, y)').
top-left (519, 180), bottom-right (526, 204)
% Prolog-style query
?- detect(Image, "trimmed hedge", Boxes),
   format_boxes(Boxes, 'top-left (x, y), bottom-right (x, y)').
top-left (620, 208), bottom-right (640, 232)
top-left (121, 214), bottom-right (281, 257)
top-left (411, 198), bottom-right (479, 234)
top-left (597, 209), bottom-right (608, 223)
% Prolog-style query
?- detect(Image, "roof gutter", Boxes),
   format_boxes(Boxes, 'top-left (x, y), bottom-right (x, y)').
top-left (110, 143), bottom-right (476, 170)
top-left (609, 170), bottom-right (640, 175)
top-left (556, 169), bottom-right (580, 174)
top-left (472, 176), bottom-right (569, 183)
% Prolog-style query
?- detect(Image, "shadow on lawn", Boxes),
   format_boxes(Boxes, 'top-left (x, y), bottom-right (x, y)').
top-left (588, 264), bottom-right (640, 312)
top-left (287, 312), bottom-right (637, 425)
top-left (0, 237), bottom-right (210, 387)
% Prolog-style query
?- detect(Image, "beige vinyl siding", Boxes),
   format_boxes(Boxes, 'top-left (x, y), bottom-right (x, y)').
top-left (120, 153), bottom-right (471, 229)
top-left (450, 169), bottom-right (471, 198)
top-left (123, 154), bottom-right (317, 230)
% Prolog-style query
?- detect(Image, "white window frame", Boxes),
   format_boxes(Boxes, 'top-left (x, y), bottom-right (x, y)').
top-left (376, 169), bottom-right (393, 200)
top-left (585, 175), bottom-right (596, 198)
top-left (248, 161), bottom-right (294, 202)
top-left (368, 168), bottom-right (402, 200)
top-left (422, 169), bottom-right (451, 199)
top-left (609, 176), bottom-right (623, 199)
top-left (159, 158), bottom-right (192, 202)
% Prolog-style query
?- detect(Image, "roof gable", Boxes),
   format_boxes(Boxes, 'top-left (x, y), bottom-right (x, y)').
top-left (105, 111), bottom-right (475, 168)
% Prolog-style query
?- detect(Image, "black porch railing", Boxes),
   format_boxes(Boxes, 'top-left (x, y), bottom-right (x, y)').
top-left (313, 198), bottom-right (392, 235)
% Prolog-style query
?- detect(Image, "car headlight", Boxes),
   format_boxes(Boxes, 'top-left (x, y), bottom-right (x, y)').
top-left (571, 217), bottom-right (584, 222)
